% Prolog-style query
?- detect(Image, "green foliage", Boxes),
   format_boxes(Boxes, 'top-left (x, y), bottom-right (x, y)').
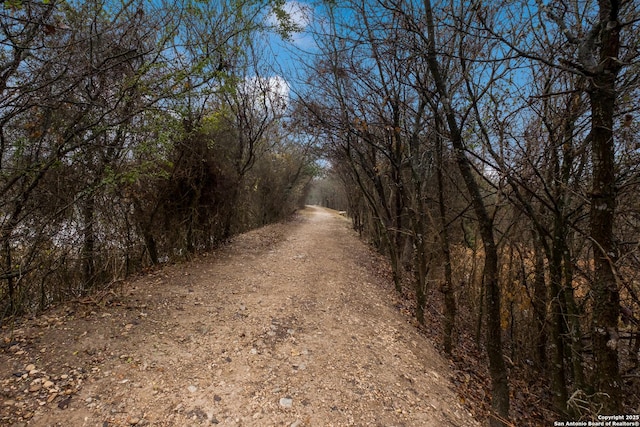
top-left (200, 107), bottom-right (232, 136)
top-left (0, 0), bottom-right (319, 318)
top-left (3, 0), bottom-right (22, 10)
top-left (270, 0), bottom-right (303, 41)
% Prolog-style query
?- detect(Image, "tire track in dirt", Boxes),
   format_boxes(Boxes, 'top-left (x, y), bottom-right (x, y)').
top-left (1, 206), bottom-right (478, 426)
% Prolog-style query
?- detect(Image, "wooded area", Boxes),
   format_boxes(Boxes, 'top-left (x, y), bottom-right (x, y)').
top-left (0, 0), bottom-right (315, 315)
top-left (2, 0), bottom-right (639, 425)
top-left (296, 0), bottom-right (639, 425)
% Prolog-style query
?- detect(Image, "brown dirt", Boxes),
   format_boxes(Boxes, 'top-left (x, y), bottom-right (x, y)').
top-left (1, 206), bottom-right (479, 427)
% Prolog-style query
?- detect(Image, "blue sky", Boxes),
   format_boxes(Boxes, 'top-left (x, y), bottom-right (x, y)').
top-left (263, 0), bottom-right (318, 100)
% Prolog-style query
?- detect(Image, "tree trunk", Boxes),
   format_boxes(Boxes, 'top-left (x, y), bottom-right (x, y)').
top-left (422, 1), bottom-right (509, 420)
top-left (548, 233), bottom-right (569, 413)
top-left (388, 236), bottom-right (403, 293)
top-left (436, 126), bottom-right (456, 354)
top-left (82, 194), bottom-right (96, 289)
top-left (186, 212), bottom-right (195, 254)
top-left (4, 239), bottom-right (14, 313)
top-left (143, 230), bottom-right (159, 265)
top-left (588, 1), bottom-right (622, 410)
top-left (414, 232), bottom-right (428, 324)
top-left (475, 267), bottom-right (485, 346)
top-left (223, 184), bottom-right (240, 240)
top-left (482, 238), bottom-right (510, 426)
top-left (562, 247), bottom-right (585, 391)
top-left (532, 229), bottom-right (547, 370)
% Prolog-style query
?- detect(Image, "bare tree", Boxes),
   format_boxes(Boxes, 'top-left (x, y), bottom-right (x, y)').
top-left (477, 0), bottom-right (640, 413)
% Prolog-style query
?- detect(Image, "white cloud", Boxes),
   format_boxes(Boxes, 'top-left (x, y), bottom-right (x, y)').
top-left (239, 75), bottom-right (290, 116)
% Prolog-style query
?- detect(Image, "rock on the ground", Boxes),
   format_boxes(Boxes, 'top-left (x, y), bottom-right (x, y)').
top-left (279, 397), bottom-right (293, 409)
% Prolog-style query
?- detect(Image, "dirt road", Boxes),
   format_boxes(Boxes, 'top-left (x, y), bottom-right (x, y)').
top-left (1, 206), bottom-right (478, 426)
